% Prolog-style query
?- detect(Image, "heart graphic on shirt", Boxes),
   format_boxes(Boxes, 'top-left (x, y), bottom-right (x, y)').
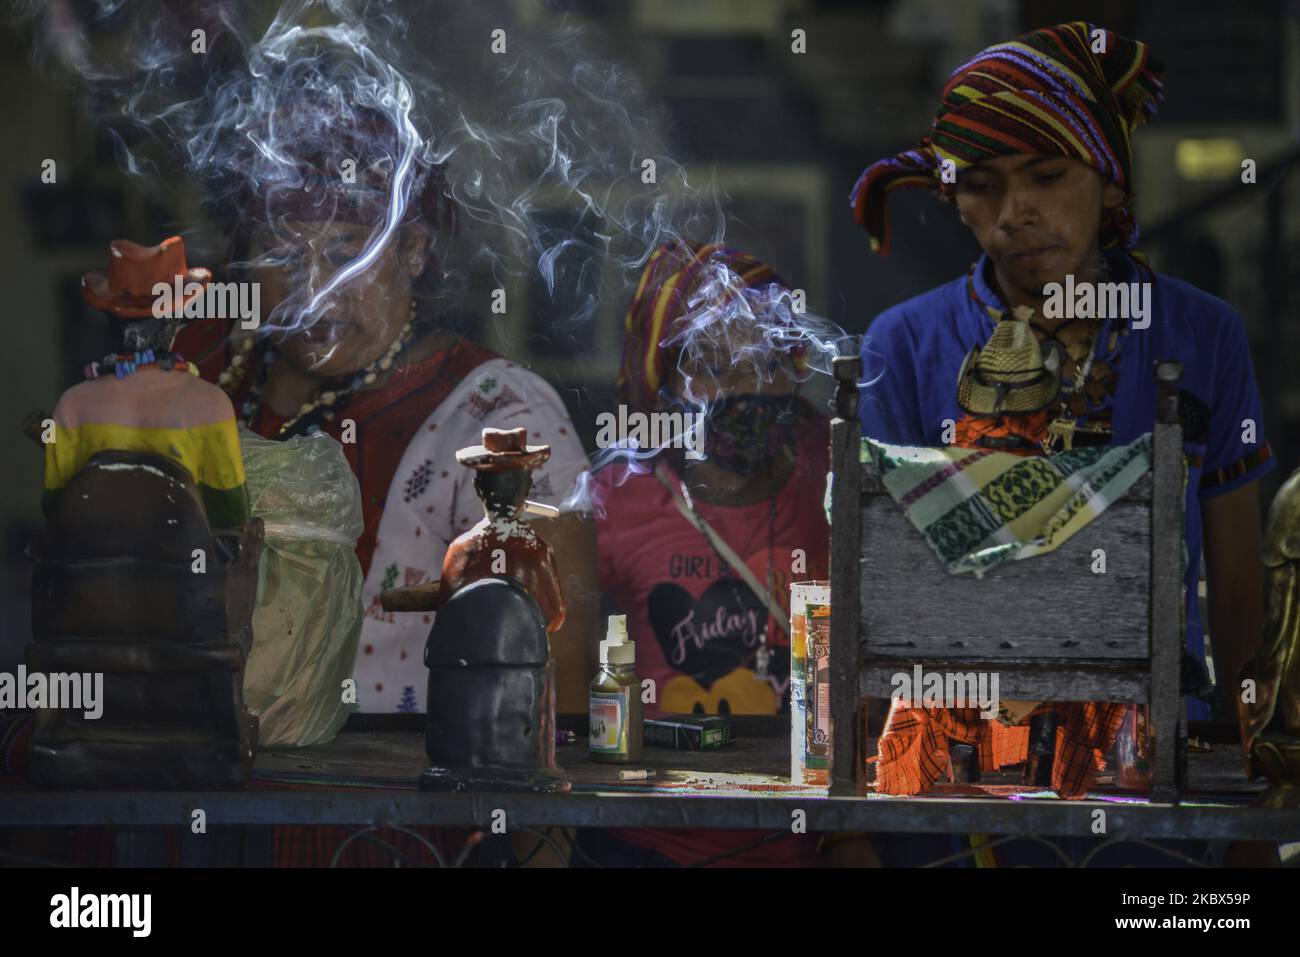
top-left (646, 579), bottom-right (787, 692)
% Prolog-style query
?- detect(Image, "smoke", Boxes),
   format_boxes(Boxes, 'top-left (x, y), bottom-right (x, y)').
top-left (664, 257), bottom-right (848, 408)
top-left (566, 249), bottom-right (854, 516)
top-left (186, 13), bottom-right (433, 329)
top-left (14, 0), bottom-right (862, 512)
top-left (13, 0), bottom-right (715, 336)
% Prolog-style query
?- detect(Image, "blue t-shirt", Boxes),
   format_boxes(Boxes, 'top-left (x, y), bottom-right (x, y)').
top-left (859, 252), bottom-right (1275, 718)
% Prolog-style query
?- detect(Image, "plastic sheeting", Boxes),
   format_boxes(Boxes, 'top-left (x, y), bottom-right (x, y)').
top-left (240, 427), bottom-right (364, 748)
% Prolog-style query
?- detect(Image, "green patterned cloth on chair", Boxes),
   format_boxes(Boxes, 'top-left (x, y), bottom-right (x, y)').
top-left (861, 434), bottom-right (1153, 577)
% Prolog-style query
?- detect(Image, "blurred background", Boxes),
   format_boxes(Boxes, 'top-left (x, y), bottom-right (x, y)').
top-left (2, 0), bottom-right (1298, 669)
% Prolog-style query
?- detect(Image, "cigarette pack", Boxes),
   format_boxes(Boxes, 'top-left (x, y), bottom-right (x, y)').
top-left (643, 715), bottom-right (734, 750)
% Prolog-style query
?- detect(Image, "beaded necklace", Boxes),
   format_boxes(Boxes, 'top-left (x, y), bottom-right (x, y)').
top-left (84, 349), bottom-right (199, 380)
top-left (1039, 318), bottom-right (1104, 453)
top-left (220, 299), bottom-right (418, 438)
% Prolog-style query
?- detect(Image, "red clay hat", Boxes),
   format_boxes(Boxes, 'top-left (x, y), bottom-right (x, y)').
top-left (456, 427), bottom-right (551, 473)
top-left (81, 236), bottom-right (212, 320)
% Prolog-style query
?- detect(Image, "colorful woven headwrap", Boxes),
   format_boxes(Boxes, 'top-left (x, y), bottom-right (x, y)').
top-left (850, 21), bottom-right (1164, 256)
top-left (617, 241), bottom-right (802, 415)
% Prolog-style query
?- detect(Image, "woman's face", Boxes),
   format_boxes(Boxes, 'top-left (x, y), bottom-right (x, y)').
top-left (249, 219), bottom-right (429, 379)
top-left (667, 327), bottom-right (797, 407)
top-left (664, 325), bottom-right (801, 480)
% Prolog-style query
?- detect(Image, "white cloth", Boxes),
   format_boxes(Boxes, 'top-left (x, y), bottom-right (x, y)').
top-left (351, 358), bottom-right (588, 712)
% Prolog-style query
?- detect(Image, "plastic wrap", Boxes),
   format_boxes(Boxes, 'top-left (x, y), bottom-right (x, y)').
top-left (239, 427), bottom-right (364, 748)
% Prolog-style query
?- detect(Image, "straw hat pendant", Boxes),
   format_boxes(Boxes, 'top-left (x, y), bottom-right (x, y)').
top-left (956, 305), bottom-right (1064, 418)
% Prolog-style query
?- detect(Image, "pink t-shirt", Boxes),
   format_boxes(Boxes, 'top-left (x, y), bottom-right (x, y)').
top-left (593, 408), bottom-right (830, 866)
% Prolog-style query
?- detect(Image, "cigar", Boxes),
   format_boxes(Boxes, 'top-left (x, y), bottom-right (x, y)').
top-left (380, 580), bottom-right (441, 612)
top-left (523, 500), bottom-right (560, 518)
top-left (618, 769), bottom-right (656, 781)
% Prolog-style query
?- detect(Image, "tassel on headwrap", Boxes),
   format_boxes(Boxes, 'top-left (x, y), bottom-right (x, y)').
top-left (618, 241), bottom-right (802, 415)
top-left (851, 21), bottom-right (1164, 255)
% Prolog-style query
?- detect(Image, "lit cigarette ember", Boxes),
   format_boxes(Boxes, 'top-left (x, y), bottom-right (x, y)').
top-left (523, 500), bottom-right (560, 517)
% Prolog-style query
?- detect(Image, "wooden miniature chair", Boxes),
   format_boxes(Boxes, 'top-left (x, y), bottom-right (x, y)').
top-left (827, 356), bottom-right (1188, 803)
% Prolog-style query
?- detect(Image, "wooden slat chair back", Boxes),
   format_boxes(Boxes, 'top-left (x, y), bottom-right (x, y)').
top-left (828, 357), bottom-right (1187, 803)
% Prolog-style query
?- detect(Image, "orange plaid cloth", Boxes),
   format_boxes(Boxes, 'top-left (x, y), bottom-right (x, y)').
top-left (952, 410), bottom-right (1053, 452)
top-left (876, 699), bottom-right (1129, 799)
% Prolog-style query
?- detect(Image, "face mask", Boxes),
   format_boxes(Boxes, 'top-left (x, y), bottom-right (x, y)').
top-left (664, 391), bottom-right (799, 477)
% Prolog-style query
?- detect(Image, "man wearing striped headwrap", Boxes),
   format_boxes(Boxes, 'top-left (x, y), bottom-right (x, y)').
top-left (852, 21), bottom-right (1158, 259)
top-left (853, 23), bottom-right (1274, 814)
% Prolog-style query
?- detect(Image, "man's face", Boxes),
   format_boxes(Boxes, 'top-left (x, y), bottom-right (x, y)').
top-left (248, 219), bottom-right (428, 379)
top-left (953, 154), bottom-right (1125, 302)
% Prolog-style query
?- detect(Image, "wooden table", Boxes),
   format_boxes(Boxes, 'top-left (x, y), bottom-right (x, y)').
top-left (2, 717), bottom-right (1295, 853)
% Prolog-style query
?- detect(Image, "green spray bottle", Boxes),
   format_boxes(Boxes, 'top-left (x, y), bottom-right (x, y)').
top-left (588, 615), bottom-right (643, 762)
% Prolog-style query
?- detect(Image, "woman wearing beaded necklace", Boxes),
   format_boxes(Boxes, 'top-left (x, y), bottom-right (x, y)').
top-left (181, 95), bottom-right (597, 718)
top-left (175, 82), bottom-right (597, 867)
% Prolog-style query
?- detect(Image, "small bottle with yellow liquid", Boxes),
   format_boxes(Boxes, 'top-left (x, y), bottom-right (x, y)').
top-left (588, 615), bottom-right (643, 763)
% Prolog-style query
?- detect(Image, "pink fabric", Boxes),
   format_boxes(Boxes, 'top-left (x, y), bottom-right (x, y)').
top-left (594, 414), bottom-right (829, 866)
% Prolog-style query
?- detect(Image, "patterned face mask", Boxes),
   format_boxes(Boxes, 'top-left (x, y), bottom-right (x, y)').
top-left (662, 391), bottom-right (799, 477)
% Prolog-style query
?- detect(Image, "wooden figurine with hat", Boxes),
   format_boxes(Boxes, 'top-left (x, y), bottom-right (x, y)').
top-left (440, 426), bottom-right (567, 626)
top-left (381, 426), bottom-right (570, 793)
top-left (23, 237), bottom-right (262, 789)
top-left (44, 236), bottom-right (250, 527)
top-left (381, 426), bottom-right (567, 631)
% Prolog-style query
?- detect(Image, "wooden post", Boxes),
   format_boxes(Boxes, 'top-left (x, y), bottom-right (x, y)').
top-left (1149, 360), bottom-right (1185, 803)
top-left (830, 355), bottom-right (863, 796)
